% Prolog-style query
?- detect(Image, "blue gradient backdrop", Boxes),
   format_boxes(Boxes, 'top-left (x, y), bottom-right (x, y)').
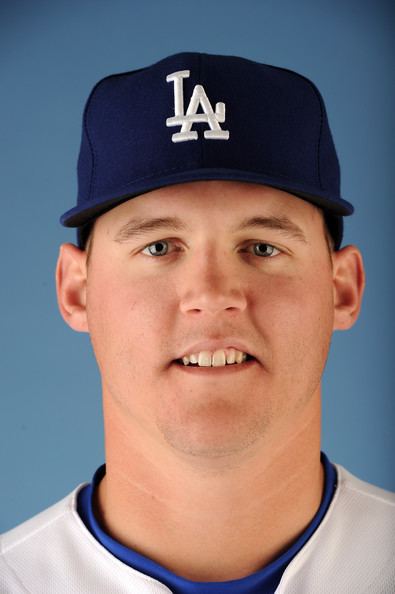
top-left (1, 0), bottom-right (394, 532)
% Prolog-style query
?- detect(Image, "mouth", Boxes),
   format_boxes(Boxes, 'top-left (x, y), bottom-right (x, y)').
top-left (174, 353), bottom-right (255, 366)
top-left (172, 354), bottom-right (258, 374)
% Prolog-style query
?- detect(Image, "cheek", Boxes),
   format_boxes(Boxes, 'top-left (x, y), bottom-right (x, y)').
top-left (85, 267), bottom-right (174, 375)
top-left (255, 269), bottom-right (334, 379)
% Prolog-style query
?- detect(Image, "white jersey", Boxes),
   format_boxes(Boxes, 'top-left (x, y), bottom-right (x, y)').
top-left (1, 463), bottom-right (394, 593)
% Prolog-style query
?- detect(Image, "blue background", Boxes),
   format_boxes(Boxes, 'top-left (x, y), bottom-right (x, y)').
top-left (1, 0), bottom-right (394, 532)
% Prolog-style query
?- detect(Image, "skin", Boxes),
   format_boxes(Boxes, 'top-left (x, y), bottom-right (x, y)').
top-left (56, 181), bottom-right (365, 581)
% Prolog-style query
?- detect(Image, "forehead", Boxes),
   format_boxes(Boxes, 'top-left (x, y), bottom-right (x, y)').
top-left (95, 180), bottom-right (323, 231)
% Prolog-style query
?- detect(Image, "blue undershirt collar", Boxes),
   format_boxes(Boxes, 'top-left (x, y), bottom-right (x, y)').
top-left (78, 452), bottom-right (337, 594)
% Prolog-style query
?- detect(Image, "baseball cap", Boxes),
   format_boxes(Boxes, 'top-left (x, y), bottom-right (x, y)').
top-left (60, 52), bottom-right (353, 249)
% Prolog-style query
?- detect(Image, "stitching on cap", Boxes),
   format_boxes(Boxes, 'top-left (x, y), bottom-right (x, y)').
top-left (82, 82), bottom-right (102, 201)
top-left (308, 83), bottom-right (324, 190)
top-left (266, 65), bottom-right (324, 190)
top-left (198, 53), bottom-right (204, 165)
top-left (83, 68), bottom-right (151, 202)
top-left (86, 115), bottom-right (96, 201)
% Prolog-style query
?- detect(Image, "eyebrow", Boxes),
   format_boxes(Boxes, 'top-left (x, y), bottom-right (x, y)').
top-left (114, 217), bottom-right (188, 242)
top-left (114, 215), bottom-right (307, 243)
top-left (234, 215), bottom-right (307, 243)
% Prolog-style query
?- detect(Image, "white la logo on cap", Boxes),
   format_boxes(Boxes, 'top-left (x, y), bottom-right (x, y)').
top-left (166, 70), bottom-right (230, 143)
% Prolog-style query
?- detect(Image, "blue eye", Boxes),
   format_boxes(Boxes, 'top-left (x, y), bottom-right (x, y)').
top-left (250, 243), bottom-right (280, 257)
top-left (142, 240), bottom-right (171, 257)
top-left (141, 240), bottom-right (280, 258)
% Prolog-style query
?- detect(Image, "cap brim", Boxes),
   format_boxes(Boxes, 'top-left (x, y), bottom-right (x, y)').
top-left (60, 168), bottom-right (353, 228)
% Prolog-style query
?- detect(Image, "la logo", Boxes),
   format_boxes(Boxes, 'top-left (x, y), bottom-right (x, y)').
top-left (166, 70), bottom-right (230, 143)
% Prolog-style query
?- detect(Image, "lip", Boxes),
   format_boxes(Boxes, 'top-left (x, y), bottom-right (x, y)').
top-left (176, 339), bottom-right (258, 362)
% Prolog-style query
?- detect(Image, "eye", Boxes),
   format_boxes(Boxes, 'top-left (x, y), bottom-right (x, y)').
top-left (140, 240), bottom-right (281, 258)
top-left (141, 240), bottom-right (174, 257)
top-left (244, 242), bottom-right (281, 258)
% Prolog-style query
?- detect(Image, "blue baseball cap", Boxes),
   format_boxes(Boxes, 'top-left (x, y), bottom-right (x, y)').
top-left (60, 52), bottom-right (353, 249)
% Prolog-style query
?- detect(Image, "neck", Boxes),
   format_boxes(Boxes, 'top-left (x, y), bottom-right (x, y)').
top-left (95, 396), bottom-right (324, 582)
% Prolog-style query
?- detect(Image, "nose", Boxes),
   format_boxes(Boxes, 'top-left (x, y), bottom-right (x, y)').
top-left (178, 249), bottom-right (248, 316)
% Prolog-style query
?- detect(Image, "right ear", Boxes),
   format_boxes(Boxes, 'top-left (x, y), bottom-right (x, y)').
top-left (56, 243), bottom-right (89, 332)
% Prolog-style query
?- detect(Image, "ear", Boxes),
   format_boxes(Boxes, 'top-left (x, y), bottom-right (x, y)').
top-left (56, 243), bottom-right (89, 332)
top-left (332, 244), bottom-right (365, 331)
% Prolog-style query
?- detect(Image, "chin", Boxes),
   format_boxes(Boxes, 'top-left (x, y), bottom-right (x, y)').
top-left (157, 404), bottom-right (271, 461)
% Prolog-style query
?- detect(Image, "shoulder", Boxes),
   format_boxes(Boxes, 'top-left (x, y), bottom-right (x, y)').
top-left (1, 487), bottom-right (80, 549)
top-left (278, 464), bottom-right (395, 593)
top-left (334, 463), bottom-right (395, 524)
top-left (0, 484), bottom-right (169, 593)
top-left (337, 463), bottom-right (395, 504)
top-left (0, 486), bottom-right (84, 593)
top-left (324, 463), bottom-right (395, 567)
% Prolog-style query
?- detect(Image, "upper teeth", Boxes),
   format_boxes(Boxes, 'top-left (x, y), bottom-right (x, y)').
top-left (181, 349), bottom-right (248, 367)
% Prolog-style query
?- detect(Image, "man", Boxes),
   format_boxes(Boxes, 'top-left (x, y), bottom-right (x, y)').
top-left (1, 52), bottom-right (394, 593)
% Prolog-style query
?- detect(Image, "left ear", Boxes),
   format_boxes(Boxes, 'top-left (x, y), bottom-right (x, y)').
top-left (332, 244), bottom-right (365, 331)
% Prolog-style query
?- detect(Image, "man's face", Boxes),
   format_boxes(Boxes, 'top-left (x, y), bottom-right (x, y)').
top-left (84, 181), bottom-right (335, 459)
